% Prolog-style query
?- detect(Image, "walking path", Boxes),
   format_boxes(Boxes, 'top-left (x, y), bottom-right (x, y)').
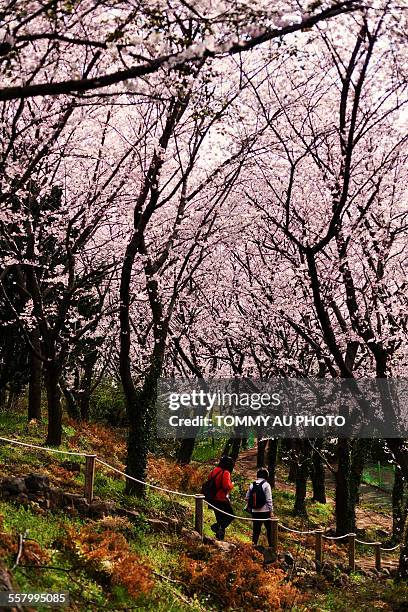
top-left (1, 437), bottom-right (401, 573)
top-left (234, 449), bottom-right (399, 572)
top-left (234, 449), bottom-right (393, 537)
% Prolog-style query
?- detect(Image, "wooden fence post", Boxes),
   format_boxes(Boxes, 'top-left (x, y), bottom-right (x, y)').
top-left (84, 455), bottom-right (96, 504)
top-left (271, 517), bottom-right (279, 554)
top-left (314, 530), bottom-right (323, 571)
top-left (348, 533), bottom-right (356, 571)
top-left (375, 543), bottom-right (381, 571)
top-left (195, 495), bottom-right (205, 537)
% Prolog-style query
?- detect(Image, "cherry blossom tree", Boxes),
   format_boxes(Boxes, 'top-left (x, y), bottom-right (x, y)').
top-left (0, 0), bottom-right (360, 101)
top-left (232, 2), bottom-right (408, 568)
top-left (0, 96), bottom-right (132, 443)
top-left (1, 0), bottom-right (408, 578)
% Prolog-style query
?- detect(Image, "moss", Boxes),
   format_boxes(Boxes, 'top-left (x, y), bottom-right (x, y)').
top-left (312, 578), bottom-right (408, 611)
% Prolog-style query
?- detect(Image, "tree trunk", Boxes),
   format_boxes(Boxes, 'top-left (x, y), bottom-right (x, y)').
top-left (286, 439), bottom-right (298, 482)
top-left (380, 438), bottom-right (408, 579)
top-left (175, 380), bottom-right (209, 465)
top-left (311, 440), bottom-right (326, 503)
top-left (6, 390), bottom-right (16, 411)
top-left (267, 439), bottom-right (278, 488)
top-left (119, 98), bottom-right (187, 496)
top-left (28, 331), bottom-right (42, 420)
top-left (45, 363), bottom-right (62, 446)
top-left (177, 438), bottom-right (196, 465)
top-left (349, 439), bottom-right (369, 513)
top-left (60, 380), bottom-right (80, 420)
top-left (294, 460), bottom-right (309, 516)
top-left (125, 357), bottom-right (162, 496)
top-left (288, 460), bottom-right (297, 482)
top-left (79, 350), bottom-right (97, 421)
top-left (223, 437), bottom-right (233, 457)
top-left (293, 441), bottom-right (310, 516)
top-left (398, 520), bottom-right (408, 581)
top-left (257, 438), bottom-right (267, 467)
top-left (335, 438), bottom-right (354, 535)
top-left (126, 413), bottom-right (149, 497)
top-left (230, 438), bottom-right (241, 466)
top-left (222, 438), bottom-right (241, 469)
top-left (79, 389), bottom-right (91, 421)
top-left (392, 466), bottom-right (406, 542)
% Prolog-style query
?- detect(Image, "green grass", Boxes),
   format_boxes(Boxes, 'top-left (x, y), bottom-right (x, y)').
top-left (0, 410), bottom-right (205, 609)
top-left (0, 501), bottom-right (83, 546)
top-left (0, 500), bottom-right (104, 612)
top-left (311, 577), bottom-right (408, 611)
top-left (0, 411), bottom-right (86, 463)
top-left (191, 436), bottom-right (255, 463)
top-left (191, 438), bottom-right (227, 463)
top-left (0, 408), bottom-right (405, 611)
top-left (362, 464), bottom-right (394, 492)
top-left (0, 497), bottom-right (202, 612)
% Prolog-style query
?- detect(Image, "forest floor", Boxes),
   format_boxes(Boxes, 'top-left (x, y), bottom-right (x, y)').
top-left (0, 412), bottom-right (407, 611)
top-left (235, 449), bottom-right (393, 533)
top-left (234, 449), bottom-right (397, 575)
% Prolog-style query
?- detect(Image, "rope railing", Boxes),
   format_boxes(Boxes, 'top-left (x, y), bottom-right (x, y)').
top-left (0, 436), bottom-right (88, 456)
top-left (323, 533), bottom-right (351, 541)
top-left (0, 436), bottom-right (403, 574)
top-left (381, 544), bottom-right (401, 552)
top-left (95, 458), bottom-right (196, 498)
top-left (204, 499), bottom-right (274, 522)
top-left (279, 524), bottom-right (314, 535)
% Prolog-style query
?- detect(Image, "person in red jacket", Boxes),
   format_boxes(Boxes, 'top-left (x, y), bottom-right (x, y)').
top-left (207, 455), bottom-right (234, 540)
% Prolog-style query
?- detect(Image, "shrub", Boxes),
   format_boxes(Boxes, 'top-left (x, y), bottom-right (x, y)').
top-left (180, 541), bottom-right (305, 610)
top-left (148, 457), bottom-right (207, 494)
top-left (0, 514), bottom-right (49, 566)
top-left (67, 420), bottom-right (126, 464)
top-left (88, 379), bottom-right (127, 425)
top-left (65, 523), bottom-right (153, 597)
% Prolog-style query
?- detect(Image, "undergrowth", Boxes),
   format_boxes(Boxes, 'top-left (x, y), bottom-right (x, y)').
top-left (0, 409), bottom-right (407, 611)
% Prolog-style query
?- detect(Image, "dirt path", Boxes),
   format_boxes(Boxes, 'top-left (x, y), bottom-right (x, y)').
top-left (234, 449), bottom-right (393, 533)
top-left (234, 448), bottom-right (399, 571)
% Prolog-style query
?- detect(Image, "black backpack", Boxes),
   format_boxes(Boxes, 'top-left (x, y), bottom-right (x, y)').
top-left (202, 469), bottom-right (224, 502)
top-left (248, 480), bottom-right (267, 509)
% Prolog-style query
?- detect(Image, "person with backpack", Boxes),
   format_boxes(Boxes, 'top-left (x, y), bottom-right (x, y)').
top-left (202, 455), bottom-right (234, 540)
top-left (245, 468), bottom-right (273, 547)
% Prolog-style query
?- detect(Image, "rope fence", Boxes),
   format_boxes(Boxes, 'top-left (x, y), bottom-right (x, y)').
top-left (204, 499), bottom-right (275, 521)
top-left (323, 533), bottom-right (350, 541)
top-left (95, 457), bottom-right (196, 498)
top-left (0, 436), bottom-right (89, 456)
top-left (0, 436), bottom-right (403, 573)
top-left (279, 523), bottom-right (313, 535)
top-left (381, 544), bottom-right (401, 552)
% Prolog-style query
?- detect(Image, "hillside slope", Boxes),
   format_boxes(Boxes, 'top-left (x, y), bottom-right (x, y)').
top-left (1, 414), bottom-right (407, 611)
